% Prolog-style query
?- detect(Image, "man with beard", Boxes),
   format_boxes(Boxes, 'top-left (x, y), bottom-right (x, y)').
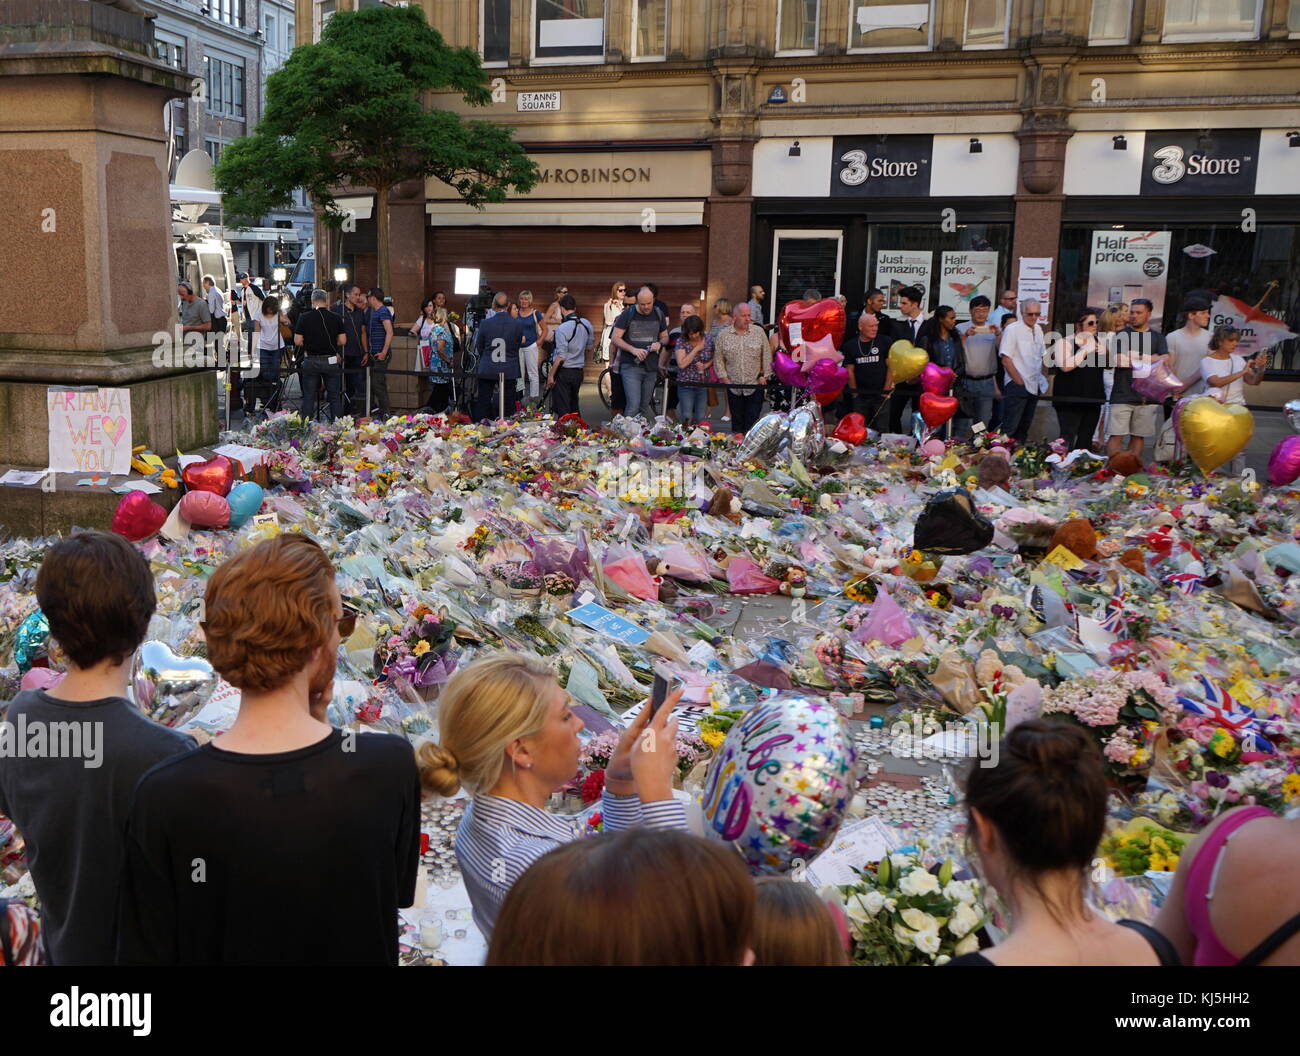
top-left (116, 535), bottom-right (420, 965)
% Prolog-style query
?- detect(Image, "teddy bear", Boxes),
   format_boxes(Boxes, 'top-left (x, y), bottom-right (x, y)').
top-left (1049, 518), bottom-right (1099, 561)
top-left (976, 452), bottom-right (1012, 491)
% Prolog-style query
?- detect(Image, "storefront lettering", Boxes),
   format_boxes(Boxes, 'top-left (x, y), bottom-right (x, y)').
top-left (1151, 145), bottom-right (1244, 186)
top-left (537, 166), bottom-right (652, 185)
top-left (838, 150), bottom-right (920, 186)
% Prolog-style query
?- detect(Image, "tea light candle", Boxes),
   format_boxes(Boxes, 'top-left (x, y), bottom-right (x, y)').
top-left (869, 716), bottom-right (885, 729)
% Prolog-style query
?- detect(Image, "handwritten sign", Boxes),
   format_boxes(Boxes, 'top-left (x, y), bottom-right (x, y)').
top-left (47, 387), bottom-right (132, 475)
top-left (566, 601), bottom-right (650, 646)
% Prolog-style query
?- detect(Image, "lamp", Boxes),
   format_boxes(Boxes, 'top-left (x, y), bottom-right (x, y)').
top-left (1112, 134), bottom-right (1127, 151)
top-left (454, 267), bottom-right (481, 296)
top-left (1289, 131), bottom-right (1300, 148)
top-left (272, 266), bottom-right (288, 282)
top-left (767, 85), bottom-right (788, 104)
top-left (332, 266), bottom-right (349, 282)
top-left (788, 140), bottom-right (801, 158)
top-left (968, 137), bottom-right (982, 154)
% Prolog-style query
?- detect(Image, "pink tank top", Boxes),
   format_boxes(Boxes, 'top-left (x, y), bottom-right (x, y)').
top-left (1183, 805), bottom-right (1273, 966)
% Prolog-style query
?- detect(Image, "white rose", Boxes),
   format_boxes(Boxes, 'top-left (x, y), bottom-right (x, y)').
top-left (844, 894), bottom-right (874, 926)
top-left (890, 853), bottom-right (912, 869)
top-left (953, 932), bottom-right (980, 957)
top-left (914, 928), bottom-right (941, 956)
top-left (893, 923), bottom-right (916, 948)
top-left (884, 898), bottom-right (897, 912)
top-left (942, 880), bottom-right (972, 903)
top-left (948, 902), bottom-right (981, 939)
top-left (863, 890), bottom-right (886, 917)
top-left (935, 954), bottom-right (951, 966)
top-left (900, 868), bottom-right (941, 897)
top-left (900, 907), bottom-right (935, 932)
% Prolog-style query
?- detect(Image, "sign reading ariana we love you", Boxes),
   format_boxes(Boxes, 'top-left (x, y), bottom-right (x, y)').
top-left (47, 387), bottom-right (133, 475)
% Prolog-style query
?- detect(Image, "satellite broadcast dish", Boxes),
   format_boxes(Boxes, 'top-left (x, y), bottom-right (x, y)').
top-left (173, 149), bottom-right (216, 223)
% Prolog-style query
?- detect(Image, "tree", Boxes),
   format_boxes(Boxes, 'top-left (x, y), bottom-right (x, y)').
top-left (214, 5), bottom-right (537, 292)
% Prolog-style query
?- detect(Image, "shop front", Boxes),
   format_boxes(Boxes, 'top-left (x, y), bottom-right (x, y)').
top-left (423, 147), bottom-right (714, 361)
top-left (1057, 129), bottom-right (1300, 384)
top-left (750, 133), bottom-right (1019, 324)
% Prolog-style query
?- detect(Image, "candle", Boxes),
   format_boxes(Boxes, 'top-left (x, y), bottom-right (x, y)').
top-left (419, 918), bottom-right (443, 950)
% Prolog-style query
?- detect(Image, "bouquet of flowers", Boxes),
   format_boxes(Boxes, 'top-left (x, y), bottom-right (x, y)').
top-left (1098, 820), bottom-right (1187, 875)
top-left (376, 601), bottom-right (457, 690)
top-left (249, 410), bottom-right (322, 456)
top-left (1041, 668), bottom-right (1178, 789)
top-left (833, 852), bottom-right (989, 966)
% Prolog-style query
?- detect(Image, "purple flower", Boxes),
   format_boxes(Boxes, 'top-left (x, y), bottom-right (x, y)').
top-left (968, 556), bottom-right (993, 577)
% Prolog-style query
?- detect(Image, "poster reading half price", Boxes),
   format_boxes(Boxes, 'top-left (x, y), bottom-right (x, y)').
top-left (940, 251), bottom-right (999, 321)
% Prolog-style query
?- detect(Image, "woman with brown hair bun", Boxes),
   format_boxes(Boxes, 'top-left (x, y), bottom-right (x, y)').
top-left (416, 651), bottom-right (687, 940)
top-left (487, 829), bottom-right (755, 966)
top-left (752, 877), bottom-right (850, 966)
top-left (950, 720), bottom-right (1179, 966)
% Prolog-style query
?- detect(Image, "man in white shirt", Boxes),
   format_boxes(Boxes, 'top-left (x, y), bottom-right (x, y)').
top-left (202, 274), bottom-right (228, 367)
top-left (1165, 296), bottom-right (1212, 398)
top-left (746, 285), bottom-right (766, 327)
top-left (998, 298), bottom-right (1048, 442)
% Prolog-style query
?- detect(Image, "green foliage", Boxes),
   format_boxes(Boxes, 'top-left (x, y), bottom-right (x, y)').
top-left (214, 5), bottom-right (537, 228)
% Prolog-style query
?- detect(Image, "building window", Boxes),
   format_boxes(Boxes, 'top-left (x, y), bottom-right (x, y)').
top-left (777, 0), bottom-right (819, 53)
top-left (848, 1), bottom-right (931, 52)
top-left (205, 139), bottom-right (226, 165)
top-left (314, 0), bottom-right (336, 43)
top-left (1089, 0), bottom-right (1132, 43)
top-left (533, 0), bottom-right (604, 63)
top-left (482, 0), bottom-right (510, 64)
top-left (157, 35), bottom-right (185, 70)
top-left (1162, 0), bottom-right (1261, 41)
top-left (286, 20), bottom-right (295, 49)
top-left (208, 0), bottom-right (245, 28)
top-left (633, 0), bottom-right (667, 59)
top-left (1289, 0), bottom-right (1300, 34)
top-left (204, 55), bottom-right (245, 119)
top-left (265, 12), bottom-right (276, 45)
top-left (963, 0), bottom-right (1007, 47)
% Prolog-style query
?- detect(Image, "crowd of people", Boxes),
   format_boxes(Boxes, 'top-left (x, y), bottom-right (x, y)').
top-left (1, 531), bottom-right (1298, 965)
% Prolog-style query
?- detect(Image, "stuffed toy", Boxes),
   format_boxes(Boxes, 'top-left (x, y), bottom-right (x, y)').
top-left (1049, 518), bottom-right (1098, 561)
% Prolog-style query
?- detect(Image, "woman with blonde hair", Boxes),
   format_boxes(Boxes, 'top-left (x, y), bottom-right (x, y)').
top-left (600, 281), bottom-right (626, 363)
top-left (752, 877), bottom-right (850, 966)
top-left (417, 651), bottom-right (686, 939)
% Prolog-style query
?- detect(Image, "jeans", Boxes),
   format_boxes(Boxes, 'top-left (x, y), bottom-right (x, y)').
top-left (887, 382), bottom-right (921, 434)
top-left (550, 366), bottom-right (584, 418)
top-left (473, 376), bottom-right (503, 422)
top-left (610, 368), bottom-right (626, 413)
top-left (343, 357), bottom-right (365, 415)
top-left (1056, 402), bottom-right (1102, 451)
top-left (677, 382), bottom-right (707, 425)
top-left (1000, 381), bottom-right (1038, 442)
top-left (852, 393), bottom-right (887, 430)
top-left (521, 344), bottom-right (540, 399)
top-left (301, 355), bottom-right (342, 421)
top-left (621, 358), bottom-right (659, 420)
top-left (727, 387), bottom-right (765, 436)
top-left (428, 378), bottom-right (452, 414)
top-left (959, 377), bottom-right (997, 435)
top-left (369, 355), bottom-right (391, 418)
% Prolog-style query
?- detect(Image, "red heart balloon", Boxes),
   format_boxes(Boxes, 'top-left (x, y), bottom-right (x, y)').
top-left (111, 491), bottom-right (168, 542)
top-left (814, 386), bottom-right (844, 406)
top-left (779, 298), bottom-right (846, 351)
top-left (919, 392), bottom-right (958, 429)
top-left (920, 363), bottom-right (956, 395)
top-left (831, 412), bottom-right (867, 445)
top-left (182, 455), bottom-right (235, 497)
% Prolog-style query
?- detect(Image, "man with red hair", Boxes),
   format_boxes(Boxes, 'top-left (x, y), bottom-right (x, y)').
top-left (116, 534), bottom-right (420, 965)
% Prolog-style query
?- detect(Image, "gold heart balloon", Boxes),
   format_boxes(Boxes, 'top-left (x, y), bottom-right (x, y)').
top-left (888, 340), bottom-right (929, 384)
top-left (1178, 396), bottom-right (1254, 475)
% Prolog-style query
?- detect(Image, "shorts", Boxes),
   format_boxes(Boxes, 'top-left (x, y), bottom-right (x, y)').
top-left (1107, 402), bottom-right (1159, 440)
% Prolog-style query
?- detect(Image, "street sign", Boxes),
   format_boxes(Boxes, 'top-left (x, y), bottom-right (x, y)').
top-left (517, 91), bottom-right (561, 112)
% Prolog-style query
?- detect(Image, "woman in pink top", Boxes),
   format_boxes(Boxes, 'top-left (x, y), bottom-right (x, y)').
top-left (1155, 805), bottom-right (1300, 965)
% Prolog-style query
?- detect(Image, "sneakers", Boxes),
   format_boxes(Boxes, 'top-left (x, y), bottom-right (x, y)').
top-left (720, 415), bottom-right (730, 422)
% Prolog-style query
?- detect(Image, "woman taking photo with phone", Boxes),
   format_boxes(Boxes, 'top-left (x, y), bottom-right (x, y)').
top-left (1199, 324), bottom-right (1265, 475)
top-left (417, 652), bottom-right (686, 940)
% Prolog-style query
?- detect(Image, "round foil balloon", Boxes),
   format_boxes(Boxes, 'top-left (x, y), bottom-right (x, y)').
top-left (14, 609), bottom-right (50, 673)
top-left (179, 489), bottom-right (231, 528)
top-left (226, 480), bottom-right (265, 528)
top-left (736, 411), bottom-right (790, 464)
top-left (701, 692), bottom-right (859, 875)
top-left (1285, 398), bottom-right (1300, 434)
top-left (1268, 435), bottom-right (1300, 487)
top-left (131, 640), bottom-right (219, 726)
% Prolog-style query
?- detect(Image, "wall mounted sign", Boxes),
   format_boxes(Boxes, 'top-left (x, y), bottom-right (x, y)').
top-left (1139, 129), bottom-right (1260, 196)
top-left (831, 135), bottom-right (932, 197)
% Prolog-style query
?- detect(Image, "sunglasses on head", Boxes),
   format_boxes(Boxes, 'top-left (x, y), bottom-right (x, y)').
top-left (337, 600), bottom-right (360, 638)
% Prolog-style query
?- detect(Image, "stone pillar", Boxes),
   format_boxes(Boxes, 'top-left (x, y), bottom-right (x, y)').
top-left (0, 1), bottom-right (206, 533)
top-left (706, 139), bottom-right (755, 314)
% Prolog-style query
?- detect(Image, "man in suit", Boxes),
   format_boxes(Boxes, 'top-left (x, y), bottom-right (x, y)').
top-left (473, 292), bottom-right (525, 422)
top-left (886, 285), bottom-right (926, 433)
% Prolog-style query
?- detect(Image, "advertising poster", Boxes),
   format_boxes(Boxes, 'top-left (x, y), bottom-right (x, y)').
top-left (875, 250), bottom-right (933, 313)
top-left (47, 387), bottom-right (133, 475)
top-left (939, 251), bottom-right (999, 320)
top-left (1085, 230), bottom-right (1172, 329)
top-left (1016, 257), bottom-right (1054, 323)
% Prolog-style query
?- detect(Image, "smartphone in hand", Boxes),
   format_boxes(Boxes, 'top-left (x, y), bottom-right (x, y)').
top-left (647, 673), bottom-right (670, 720)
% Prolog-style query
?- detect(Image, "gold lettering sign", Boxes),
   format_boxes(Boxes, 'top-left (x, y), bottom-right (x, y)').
top-left (536, 166), bottom-right (653, 185)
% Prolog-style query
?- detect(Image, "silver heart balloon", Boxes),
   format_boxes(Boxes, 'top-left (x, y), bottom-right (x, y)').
top-left (736, 411), bottom-right (790, 464)
top-left (1285, 399), bottom-right (1300, 434)
top-left (131, 640), bottom-right (218, 728)
top-left (787, 402), bottom-right (825, 463)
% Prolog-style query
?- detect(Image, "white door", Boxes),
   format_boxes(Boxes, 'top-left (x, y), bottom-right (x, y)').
top-left (771, 229), bottom-right (843, 318)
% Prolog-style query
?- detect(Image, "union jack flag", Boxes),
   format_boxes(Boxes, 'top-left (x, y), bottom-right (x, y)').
top-left (1099, 594), bottom-right (1127, 634)
top-left (1176, 675), bottom-right (1275, 754)
top-left (1164, 571), bottom-right (1203, 595)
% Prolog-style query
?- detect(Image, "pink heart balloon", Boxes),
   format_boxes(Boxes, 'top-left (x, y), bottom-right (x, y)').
top-left (773, 349), bottom-right (808, 387)
top-left (111, 490), bottom-right (168, 542)
top-left (179, 489), bottom-right (231, 528)
top-left (798, 334), bottom-right (843, 373)
top-left (807, 358), bottom-right (850, 395)
top-left (1268, 435), bottom-right (1300, 487)
top-left (920, 363), bottom-right (956, 395)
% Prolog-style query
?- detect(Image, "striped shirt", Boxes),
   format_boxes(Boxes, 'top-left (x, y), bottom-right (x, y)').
top-left (454, 790), bottom-right (686, 940)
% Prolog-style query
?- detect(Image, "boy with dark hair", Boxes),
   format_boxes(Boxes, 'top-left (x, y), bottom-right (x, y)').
top-left (0, 531), bottom-right (195, 964)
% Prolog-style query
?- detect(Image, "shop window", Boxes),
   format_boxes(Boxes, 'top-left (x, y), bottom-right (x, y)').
top-left (772, 229), bottom-right (843, 311)
top-left (963, 0), bottom-right (1008, 48)
top-left (533, 0), bottom-right (604, 63)
top-left (633, 0), bottom-right (667, 60)
top-left (314, 1), bottom-right (335, 43)
top-left (867, 223), bottom-right (1012, 320)
top-left (848, 1), bottom-right (931, 52)
top-left (1056, 223), bottom-right (1300, 374)
top-left (1162, 0), bottom-right (1261, 41)
top-left (1089, 0), bottom-right (1132, 43)
top-left (777, 0), bottom-right (819, 54)
top-left (1290, 0), bottom-right (1300, 34)
top-left (482, 0), bottom-right (511, 65)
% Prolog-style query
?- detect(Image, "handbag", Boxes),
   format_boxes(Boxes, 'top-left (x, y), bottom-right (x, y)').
top-left (279, 316), bottom-right (293, 342)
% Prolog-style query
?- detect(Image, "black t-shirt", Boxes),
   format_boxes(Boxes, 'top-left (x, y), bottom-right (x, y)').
top-left (334, 304), bottom-right (367, 359)
top-left (842, 334), bottom-right (890, 393)
top-left (0, 690), bottom-right (195, 965)
top-left (295, 308), bottom-right (345, 356)
top-left (613, 305), bottom-right (668, 367)
top-left (116, 728), bottom-right (420, 965)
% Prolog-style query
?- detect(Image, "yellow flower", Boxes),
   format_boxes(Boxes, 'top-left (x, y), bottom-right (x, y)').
top-left (700, 728), bottom-right (725, 750)
top-left (1283, 774), bottom-right (1300, 803)
top-left (413, 640), bottom-right (431, 656)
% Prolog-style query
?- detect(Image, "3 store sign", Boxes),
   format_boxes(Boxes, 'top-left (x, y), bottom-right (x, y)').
top-left (831, 135), bottom-right (932, 197)
top-left (1140, 130), bottom-right (1259, 195)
